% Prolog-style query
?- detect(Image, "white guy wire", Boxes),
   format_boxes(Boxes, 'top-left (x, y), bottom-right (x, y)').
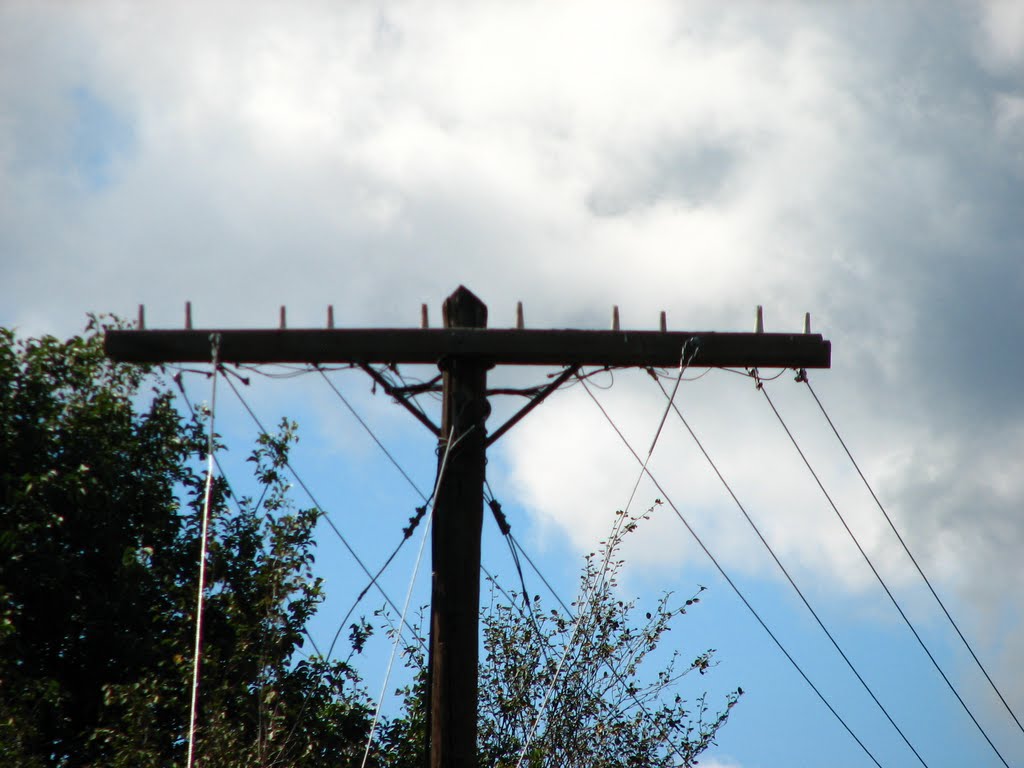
top-left (186, 333), bottom-right (220, 768)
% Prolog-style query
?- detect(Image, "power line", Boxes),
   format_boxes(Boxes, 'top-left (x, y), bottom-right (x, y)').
top-left (221, 371), bottom-right (420, 643)
top-left (800, 374), bottom-right (1024, 739)
top-left (756, 376), bottom-right (1010, 768)
top-left (362, 500), bottom-right (433, 768)
top-left (508, 534), bottom-right (572, 616)
top-left (483, 490), bottom-right (706, 768)
top-left (649, 372), bottom-right (930, 767)
top-left (317, 364), bottom-right (580, 657)
top-left (483, 490), bottom-right (548, 662)
top-left (323, 505), bottom-right (427, 661)
top-left (513, 350), bottom-right (693, 768)
top-left (324, 424), bottom-right (476, 662)
top-left (223, 368), bottom-right (444, 763)
top-left (318, 367), bottom-right (427, 498)
top-left (578, 377), bottom-right (885, 768)
top-left (315, 366), bottom-right (442, 661)
top-left (360, 426), bottom-right (461, 768)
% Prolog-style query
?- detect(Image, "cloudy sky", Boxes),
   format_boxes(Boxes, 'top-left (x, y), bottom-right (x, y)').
top-left (3, 1), bottom-right (1024, 765)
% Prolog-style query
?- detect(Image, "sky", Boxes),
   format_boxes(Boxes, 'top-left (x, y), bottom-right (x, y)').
top-left (2, 1), bottom-right (1023, 765)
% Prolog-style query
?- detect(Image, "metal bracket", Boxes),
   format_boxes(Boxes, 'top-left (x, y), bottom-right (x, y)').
top-left (485, 366), bottom-right (579, 447)
top-left (358, 363), bottom-right (441, 436)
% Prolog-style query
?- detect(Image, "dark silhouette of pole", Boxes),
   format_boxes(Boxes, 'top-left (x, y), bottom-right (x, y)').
top-left (428, 286), bottom-right (489, 768)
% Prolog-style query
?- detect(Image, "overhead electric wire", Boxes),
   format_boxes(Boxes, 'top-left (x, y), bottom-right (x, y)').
top-left (310, 361), bottom-right (738, 765)
top-left (649, 374), bottom-right (930, 767)
top-left (560, 365), bottom-right (617, 390)
top-left (756, 377), bottom-right (1010, 768)
top-left (315, 366), bottom-right (436, 659)
top-left (513, 345), bottom-right (696, 768)
top-left (174, 371), bottom-right (329, 654)
top-left (251, 372), bottom-right (463, 766)
top-left (173, 371), bottom-right (292, 532)
top-left (324, 425), bottom-right (475, 663)
top-left (483, 486), bottom-right (553, 669)
top-left (221, 372), bottom-right (419, 643)
top-left (359, 426), bottom-right (460, 768)
top-left (322, 518), bottom-right (421, 662)
top-left (391, 366), bottom-right (444, 402)
top-left (319, 362), bottom-right (684, 762)
top-left (578, 377), bottom-right (885, 768)
top-left (318, 364), bottom-right (586, 620)
top-left (318, 367), bottom-right (425, 496)
top-left (482, 515), bottom-right (701, 768)
top-left (801, 375), bottom-right (1024, 739)
top-left (648, 365), bottom-right (714, 382)
top-left (360, 506), bottom-right (431, 768)
top-left (507, 534), bottom-right (571, 616)
top-left (485, 492), bottom-right (705, 767)
top-left (319, 365), bottom-right (579, 657)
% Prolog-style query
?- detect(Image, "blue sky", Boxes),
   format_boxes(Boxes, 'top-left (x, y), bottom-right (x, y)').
top-left (3, 2), bottom-right (1024, 765)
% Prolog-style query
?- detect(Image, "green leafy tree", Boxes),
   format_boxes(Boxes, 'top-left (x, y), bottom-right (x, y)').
top-left (477, 507), bottom-right (741, 767)
top-left (379, 507), bottom-right (741, 767)
top-left (0, 323), bottom-right (374, 767)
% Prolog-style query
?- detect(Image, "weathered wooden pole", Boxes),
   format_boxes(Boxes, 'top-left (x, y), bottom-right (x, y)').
top-left (428, 286), bottom-right (489, 768)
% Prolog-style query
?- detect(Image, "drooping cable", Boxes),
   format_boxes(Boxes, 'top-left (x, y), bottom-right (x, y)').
top-left (757, 376), bottom-right (1010, 768)
top-left (513, 345), bottom-right (693, 768)
top-left (316, 364), bottom-right (579, 658)
top-left (359, 426), bottom-right (459, 768)
top-left (319, 356), bottom-right (715, 766)
top-left (360, 494), bottom-right (433, 768)
top-left (174, 369), bottom-right (328, 761)
top-left (185, 333), bottom-right (220, 768)
top-left (650, 373), bottom-right (929, 766)
top-left (579, 377), bottom-right (885, 768)
top-left (801, 373), bottom-right (1024, 738)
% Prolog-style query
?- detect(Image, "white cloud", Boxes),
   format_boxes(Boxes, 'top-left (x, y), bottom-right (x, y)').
top-left (2, 0), bottom-right (1024, 683)
top-left (976, 0), bottom-right (1024, 72)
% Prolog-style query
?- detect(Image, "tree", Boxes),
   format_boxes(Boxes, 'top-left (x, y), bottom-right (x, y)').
top-left (378, 507), bottom-right (742, 767)
top-left (0, 322), bottom-right (374, 767)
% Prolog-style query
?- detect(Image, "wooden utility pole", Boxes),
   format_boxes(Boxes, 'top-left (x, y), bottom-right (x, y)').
top-left (106, 285), bottom-right (831, 768)
top-left (429, 288), bottom-right (489, 768)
